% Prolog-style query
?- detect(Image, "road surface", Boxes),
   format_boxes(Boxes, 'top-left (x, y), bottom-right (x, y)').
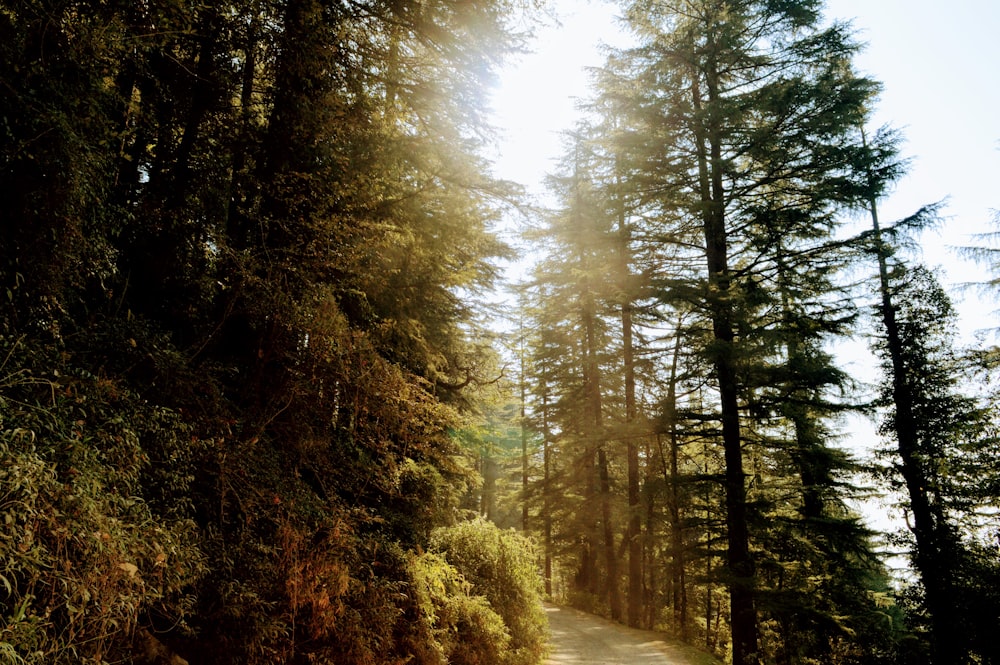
top-left (544, 604), bottom-right (720, 665)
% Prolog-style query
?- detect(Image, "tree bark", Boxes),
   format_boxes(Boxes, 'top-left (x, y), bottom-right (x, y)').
top-left (692, 65), bottom-right (760, 664)
top-left (867, 192), bottom-right (962, 665)
top-left (614, 162), bottom-right (643, 628)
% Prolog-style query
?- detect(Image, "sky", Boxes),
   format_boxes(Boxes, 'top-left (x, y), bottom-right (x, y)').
top-left (489, 0), bottom-right (1000, 339)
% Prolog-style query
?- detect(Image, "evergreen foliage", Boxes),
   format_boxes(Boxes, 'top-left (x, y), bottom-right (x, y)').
top-left (870, 261), bottom-right (1000, 664)
top-left (0, 1), bottom-right (544, 663)
top-left (4, 1), bottom-right (1000, 664)
top-left (508, 2), bottom-right (998, 665)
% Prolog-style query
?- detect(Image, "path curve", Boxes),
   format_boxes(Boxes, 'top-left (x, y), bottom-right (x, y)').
top-left (544, 603), bottom-right (718, 665)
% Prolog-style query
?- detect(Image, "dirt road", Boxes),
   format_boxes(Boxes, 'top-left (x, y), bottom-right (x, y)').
top-left (544, 604), bottom-right (721, 665)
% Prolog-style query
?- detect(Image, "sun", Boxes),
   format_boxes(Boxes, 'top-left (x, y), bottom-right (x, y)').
top-left (488, 2), bottom-right (630, 197)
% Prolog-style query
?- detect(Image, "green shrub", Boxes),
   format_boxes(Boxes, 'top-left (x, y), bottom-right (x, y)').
top-left (429, 519), bottom-right (548, 665)
top-left (0, 337), bottom-right (206, 664)
top-left (409, 551), bottom-right (511, 665)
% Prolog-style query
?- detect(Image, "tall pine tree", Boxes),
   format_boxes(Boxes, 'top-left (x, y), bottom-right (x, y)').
top-left (607, 2), bottom-right (886, 661)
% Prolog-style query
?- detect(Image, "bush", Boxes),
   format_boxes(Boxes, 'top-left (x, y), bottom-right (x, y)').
top-left (429, 519), bottom-right (548, 665)
top-left (409, 551), bottom-right (511, 665)
top-left (0, 337), bottom-right (206, 664)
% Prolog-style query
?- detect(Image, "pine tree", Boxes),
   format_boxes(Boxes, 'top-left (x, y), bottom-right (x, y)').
top-left (0, 1), bottom-right (531, 661)
top-left (606, 2), bottom-right (883, 661)
top-left (529, 132), bottom-right (618, 610)
top-left (869, 253), bottom-right (997, 664)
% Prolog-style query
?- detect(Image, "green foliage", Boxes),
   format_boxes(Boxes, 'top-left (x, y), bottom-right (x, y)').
top-left (430, 519), bottom-right (549, 665)
top-left (0, 337), bottom-right (206, 663)
top-left (0, 0), bottom-right (529, 662)
top-left (871, 262), bottom-right (1000, 664)
top-left (519, 2), bottom-right (953, 663)
top-left (409, 551), bottom-right (512, 665)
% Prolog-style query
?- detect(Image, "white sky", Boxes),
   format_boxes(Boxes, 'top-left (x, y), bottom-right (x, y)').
top-left (489, 0), bottom-right (1000, 338)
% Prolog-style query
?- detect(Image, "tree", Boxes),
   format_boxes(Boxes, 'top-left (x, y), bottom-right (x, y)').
top-left (529, 133), bottom-right (620, 612)
top-left (583, 77), bottom-right (651, 628)
top-left (868, 250), bottom-right (999, 664)
top-left (606, 2), bottom-right (884, 661)
top-left (0, 1), bottom-right (535, 661)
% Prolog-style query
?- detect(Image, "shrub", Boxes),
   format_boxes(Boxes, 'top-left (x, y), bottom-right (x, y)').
top-left (409, 551), bottom-right (511, 665)
top-left (429, 519), bottom-right (548, 665)
top-left (0, 337), bottom-right (206, 664)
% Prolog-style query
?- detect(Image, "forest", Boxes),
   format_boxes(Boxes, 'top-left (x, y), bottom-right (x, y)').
top-left (0, 1), bottom-right (998, 664)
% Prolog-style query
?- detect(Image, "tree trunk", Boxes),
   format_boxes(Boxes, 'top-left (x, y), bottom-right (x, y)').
top-left (521, 319), bottom-right (530, 532)
top-left (692, 67), bottom-right (759, 664)
top-left (226, 6), bottom-right (259, 246)
top-left (666, 316), bottom-right (689, 638)
top-left (614, 164), bottom-right (643, 628)
top-left (867, 192), bottom-right (962, 665)
top-left (599, 445), bottom-right (623, 621)
top-left (644, 434), bottom-right (658, 629)
top-left (543, 391), bottom-right (553, 597)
